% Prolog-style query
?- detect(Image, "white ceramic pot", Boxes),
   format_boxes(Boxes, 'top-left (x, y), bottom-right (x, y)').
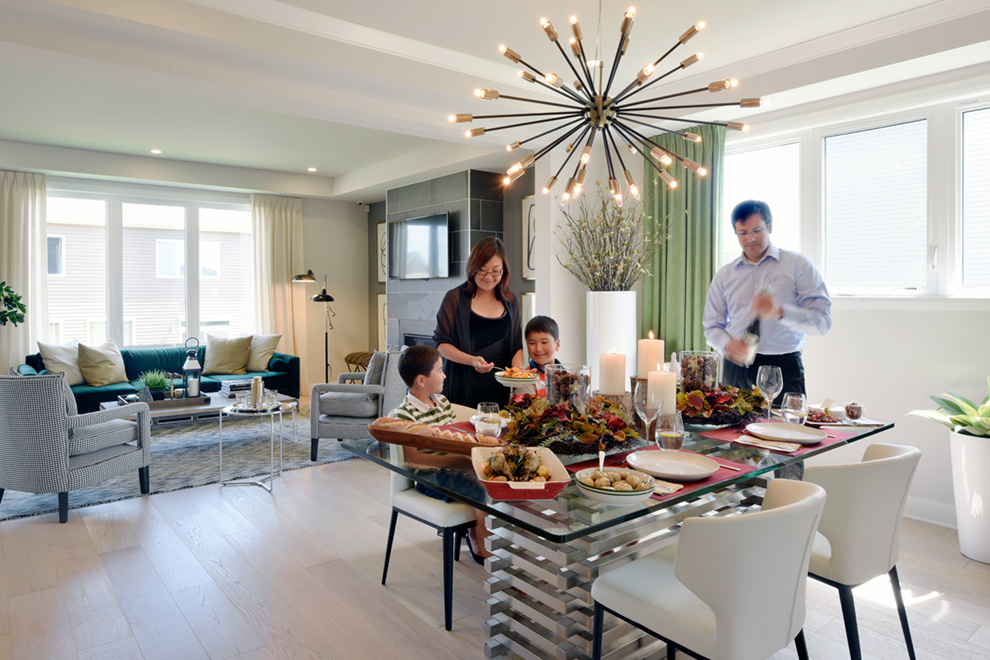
top-left (586, 290), bottom-right (637, 393)
top-left (950, 430), bottom-right (990, 563)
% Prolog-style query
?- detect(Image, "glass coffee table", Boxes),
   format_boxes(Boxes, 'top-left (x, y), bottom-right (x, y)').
top-left (219, 400), bottom-right (297, 493)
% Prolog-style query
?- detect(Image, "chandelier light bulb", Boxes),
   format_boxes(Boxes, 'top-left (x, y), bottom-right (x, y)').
top-left (741, 97), bottom-right (766, 108)
top-left (543, 176), bottom-right (557, 194)
top-left (659, 170), bottom-right (678, 188)
top-left (569, 37), bottom-right (581, 57)
top-left (507, 141), bottom-right (522, 151)
top-left (499, 45), bottom-right (521, 62)
top-left (575, 168), bottom-right (587, 187)
top-left (683, 132), bottom-right (702, 143)
top-left (629, 185), bottom-right (641, 199)
top-left (448, 114), bottom-right (456, 123)
top-left (681, 53), bottom-right (702, 69)
top-left (725, 122), bottom-right (749, 132)
top-left (466, 127), bottom-right (485, 137)
top-left (519, 70), bottom-right (536, 82)
top-left (580, 146), bottom-right (591, 164)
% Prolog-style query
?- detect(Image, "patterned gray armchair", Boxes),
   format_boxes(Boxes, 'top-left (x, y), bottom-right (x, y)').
top-left (0, 372), bottom-right (151, 523)
top-left (309, 348), bottom-right (407, 461)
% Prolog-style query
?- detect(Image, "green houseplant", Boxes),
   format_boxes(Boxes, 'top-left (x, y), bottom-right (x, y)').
top-left (0, 281), bottom-right (26, 327)
top-left (909, 377), bottom-right (990, 563)
top-left (139, 369), bottom-right (171, 400)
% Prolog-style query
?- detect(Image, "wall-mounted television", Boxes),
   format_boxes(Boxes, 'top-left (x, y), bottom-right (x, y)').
top-left (388, 212), bottom-right (449, 280)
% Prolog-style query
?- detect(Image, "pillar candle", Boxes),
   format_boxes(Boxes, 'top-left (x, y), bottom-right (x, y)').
top-left (637, 331), bottom-right (664, 378)
top-left (599, 352), bottom-right (626, 395)
top-left (647, 368), bottom-right (663, 410)
top-left (658, 371), bottom-right (678, 414)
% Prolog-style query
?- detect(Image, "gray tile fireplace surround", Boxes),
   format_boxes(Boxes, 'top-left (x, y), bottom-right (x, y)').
top-left (385, 170), bottom-right (503, 347)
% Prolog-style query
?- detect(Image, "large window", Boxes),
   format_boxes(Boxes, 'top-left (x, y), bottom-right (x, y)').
top-left (47, 236), bottom-right (64, 276)
top-left (962, 106), bottom-right (990, 288)
top-left (721, 142), bottom-right (800, 267)
top-left (46, 183), bottom-right (254, 348)
top-left (823, 120), bottom-right (929, 293)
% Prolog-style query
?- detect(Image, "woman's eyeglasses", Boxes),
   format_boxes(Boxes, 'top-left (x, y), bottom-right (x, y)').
top-left (477, 268), bottom-right (503, 280)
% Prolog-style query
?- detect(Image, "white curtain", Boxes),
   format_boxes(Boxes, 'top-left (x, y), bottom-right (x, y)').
top-left (251, 194), bottom-right (307, 383)
top-left (0, 171), bottom-right (48, 372)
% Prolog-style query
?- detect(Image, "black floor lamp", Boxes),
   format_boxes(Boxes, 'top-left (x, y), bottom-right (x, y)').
top-left (292, 269), bottom-right (335, 383)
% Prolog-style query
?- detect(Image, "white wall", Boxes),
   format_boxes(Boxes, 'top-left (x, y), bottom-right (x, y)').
top-left (299, 199), bottom-right (370, 393)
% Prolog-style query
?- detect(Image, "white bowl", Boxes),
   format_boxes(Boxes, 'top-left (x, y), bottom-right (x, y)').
top-left (494, 371), bottom-right (539, 388)
top-left (573, 467), bottom-right (656, 505)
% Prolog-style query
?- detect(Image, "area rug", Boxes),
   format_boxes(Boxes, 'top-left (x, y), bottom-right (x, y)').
top-left (0, 404), bottom-right (354, 521)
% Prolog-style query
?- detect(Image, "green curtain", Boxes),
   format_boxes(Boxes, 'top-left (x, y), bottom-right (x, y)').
top-left (641, 124), bottom-right (724, 356)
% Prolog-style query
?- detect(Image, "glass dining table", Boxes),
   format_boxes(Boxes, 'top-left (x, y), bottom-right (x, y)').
top-left (343, 420), bottom-right (893, 660)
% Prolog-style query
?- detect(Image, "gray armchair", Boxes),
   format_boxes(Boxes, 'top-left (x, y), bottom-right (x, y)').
top-left (310, 349), bottom-right (407, 461)
top-left (0, 372), bottom-right (151, 523)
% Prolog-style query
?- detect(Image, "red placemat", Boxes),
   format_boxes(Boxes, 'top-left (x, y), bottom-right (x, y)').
top-left (698, 425), bottom-right (855, 456)
top-left (567, 448), bottom-right (757, 501)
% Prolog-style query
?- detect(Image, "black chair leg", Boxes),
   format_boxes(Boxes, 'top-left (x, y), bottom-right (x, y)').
top-left (889, 566), bottom-right (917, 660)
top-left (442, 527), bottom-right (454, 631)
top-left (0, 487), bottom-right (5, 504)
top-left (381, 509), bottom-right (399, 585)
top-left (310, 439), bottom-right (319, 462)
top-left (795, 629), bottom-right (810, 660)
top-left (138, 466), bottom-right (150, 494)
top-left (669, 646), bottom-right (677, 660)
top-left (58, 492), bottom-right (69, 523)
top-left (837, 584), bottom-right (862, 660)
top-left (453, 529), bottom-right (463, 562)
top-left (591, 601), bottom-right (604, 660)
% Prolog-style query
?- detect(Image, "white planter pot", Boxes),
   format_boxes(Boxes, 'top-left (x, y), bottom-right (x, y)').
top-left (950, 430), bottom-right (990, 563)
top-left (586, 291), bottom-right (637, 393)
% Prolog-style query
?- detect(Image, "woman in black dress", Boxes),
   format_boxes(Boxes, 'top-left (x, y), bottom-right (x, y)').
top-left (434, 237), bottom-right (524, 407)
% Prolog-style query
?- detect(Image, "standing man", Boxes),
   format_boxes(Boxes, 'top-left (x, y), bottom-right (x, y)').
top-left (703, 200), bottom-right (831, 400)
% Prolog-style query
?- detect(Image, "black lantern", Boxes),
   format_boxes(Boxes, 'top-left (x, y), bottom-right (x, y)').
top-left (183, 337), bottom-right (202, 398)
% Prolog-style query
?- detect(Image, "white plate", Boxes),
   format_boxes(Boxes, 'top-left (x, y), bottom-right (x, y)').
top-left (494, 372), bottom-right (539, 388)
top-left (745, 422), bottom-right (827, 445)
top-left (470, 414), bottom-right (508, 429)
top-left (626, 450), bottom-right (720, 482)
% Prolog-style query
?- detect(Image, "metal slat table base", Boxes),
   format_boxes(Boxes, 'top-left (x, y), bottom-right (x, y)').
top-left (484, 478), bottom-right (769, 659)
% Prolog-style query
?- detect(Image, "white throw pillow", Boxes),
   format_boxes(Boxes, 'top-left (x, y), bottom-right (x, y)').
top-left (247, 334), bottom-right (282, 372)
top-left (37, 339), bottom-right (84, 386)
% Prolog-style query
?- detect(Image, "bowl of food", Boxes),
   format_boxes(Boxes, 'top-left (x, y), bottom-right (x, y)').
top-left (471, 445), bottom-right (569, 500)
top-left (494, 367), bottom-right (539, 388)
top-left (573, 467), bottom-right (656, 505)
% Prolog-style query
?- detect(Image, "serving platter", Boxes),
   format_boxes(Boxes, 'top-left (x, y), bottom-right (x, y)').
top-left (745, 422), bottom-right (827, 445)
top-left (626, 450), bottom-right (720, 482)
top-left (367, 425), bottom-right (501, 455)
top-left (494, 371), bottom-right (539, 388)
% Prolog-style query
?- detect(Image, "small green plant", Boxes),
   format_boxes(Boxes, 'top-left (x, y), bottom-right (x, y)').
top-left (908, 377), bottom-right (990, 437)
top-left (0, 281), bottom-right (26, 327)
top-left (139, 369), bottom-right (170, 392)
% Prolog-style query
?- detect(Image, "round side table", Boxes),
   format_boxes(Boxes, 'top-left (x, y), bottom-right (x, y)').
top-left (219, 401), bottom-right (297, 493)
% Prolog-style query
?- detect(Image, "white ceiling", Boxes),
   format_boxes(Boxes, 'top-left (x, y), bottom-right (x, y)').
top-left (0, 0), bottom-right (988, 201)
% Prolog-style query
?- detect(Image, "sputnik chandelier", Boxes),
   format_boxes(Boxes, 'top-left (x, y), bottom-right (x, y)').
top-left (450, 6), bottom-right (765, 203)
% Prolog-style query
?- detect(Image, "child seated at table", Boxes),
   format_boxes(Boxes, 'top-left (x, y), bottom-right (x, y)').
top-left (517, 315), bottom-right (561, 398)
top-left (388, 345), bottom-right (455, 425)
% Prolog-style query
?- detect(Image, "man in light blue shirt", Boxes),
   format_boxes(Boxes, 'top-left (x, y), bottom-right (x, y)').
top-left (703, 200), bottom-right (831, 400)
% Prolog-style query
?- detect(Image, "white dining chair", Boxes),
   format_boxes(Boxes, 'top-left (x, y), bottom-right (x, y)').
top-left (381, 443), bottom-right (476, 631)
top-left (804, 443), bottom-right (921, 660)
top-left (591, 479), bottom-right (827, 660)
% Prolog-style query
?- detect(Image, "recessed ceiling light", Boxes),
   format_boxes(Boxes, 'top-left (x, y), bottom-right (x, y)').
top-left (150, 149), bottom-right (162, 155)
top-left (307, 167), bottom-right (318, 172)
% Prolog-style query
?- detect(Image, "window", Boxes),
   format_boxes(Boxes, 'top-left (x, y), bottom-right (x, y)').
top-left (962, 106), bottom-right (990, 288)
top-left (47, 236), bottom-right (64, 275)
top-left (823, 120), bottom-right (929, 293)
top-left (49, 321), bottom-right (62, 345)
top-left (46, 182), bottom-right (254, 348)
top-left (721, 142), bottom-right (801, 267)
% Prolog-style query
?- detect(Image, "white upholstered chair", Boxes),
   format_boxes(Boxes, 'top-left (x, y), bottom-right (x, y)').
top-left (591, 479), bottom-right (826, 660)
top-left (804, 443), bottom-right (921, 660)
top-left (381, 442), bottom-right (476, 631)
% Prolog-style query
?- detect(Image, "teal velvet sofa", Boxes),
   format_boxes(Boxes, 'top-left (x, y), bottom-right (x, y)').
top-left (18, 346), bottom-right (300, 413)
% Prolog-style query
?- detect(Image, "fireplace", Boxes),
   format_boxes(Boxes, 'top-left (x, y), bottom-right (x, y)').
top-left (403, 333), bottom-right (436, 348)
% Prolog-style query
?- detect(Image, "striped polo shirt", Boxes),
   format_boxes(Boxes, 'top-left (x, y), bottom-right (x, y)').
top-left (389, 392), bottom-right (456, 426)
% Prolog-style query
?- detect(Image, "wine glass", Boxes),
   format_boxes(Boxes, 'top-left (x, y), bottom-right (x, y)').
top-left (656, 412), bottom-right (685, 450)
top-left (476, 402), bottom-right (502, 437)
top-left (633, 381), bottom-right (660, 443)
top-left (756, 365), bottom-right (783, 419)
top-left (781, 392), bottom-right (809, 425)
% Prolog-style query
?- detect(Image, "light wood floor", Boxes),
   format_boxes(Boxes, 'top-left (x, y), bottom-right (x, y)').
top-left (0, 456), bottom-right (987, 660)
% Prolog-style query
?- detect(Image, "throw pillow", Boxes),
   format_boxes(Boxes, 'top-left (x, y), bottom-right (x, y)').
top-left (364, 351), bottom-right (386, 385)
top-left (37, 339), bottom-right (85, 386)
top-left (247, 334), bottom-right (281, 372)
top-left (78, 339), bottom-right (128, 387)
top-left (203, 334), bottom-right (252, 375)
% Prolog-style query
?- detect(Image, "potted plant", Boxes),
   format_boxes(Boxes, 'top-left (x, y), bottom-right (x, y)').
top-left (909, 378), bottom-right (990, 563)
top-left (556, 185), bottom-right (667, 390)
top-left (0, 281), bottom-right (26, 327)
top-left (138, 369), bottom-right (171, 401)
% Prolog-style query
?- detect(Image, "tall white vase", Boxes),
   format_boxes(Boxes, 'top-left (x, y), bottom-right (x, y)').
top-left (950, 430), bottom-right (990, 563)
top-left (586, 291), bottom-right (637, 393)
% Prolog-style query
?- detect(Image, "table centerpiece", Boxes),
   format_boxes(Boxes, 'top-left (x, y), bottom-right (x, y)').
top-left (504, 393), bottom-right (639, 456)
top-left (676, 383), bottom-right (767, 428)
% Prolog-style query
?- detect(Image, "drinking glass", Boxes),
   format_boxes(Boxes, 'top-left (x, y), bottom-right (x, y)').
top-left (756, 365), bottom-right (783, 418)
top-left (781, 392), bottom-right (809, 425)
top-left (656, 412), bottom-right (685, 450)
top-left (633, 381), bottom-right (660, 443)
top-left (476, 402), bottom-right (502, 437)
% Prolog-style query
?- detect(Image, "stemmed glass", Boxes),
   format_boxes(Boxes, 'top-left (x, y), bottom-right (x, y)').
top-left (656, 412), bottom-right (685, 450)
top-left (756, 365), bottom-right (783, 420)
top-left (476, 402), bottom-right (502, 438)
top-left (633, 381), bottom-right (660, 444)
top-left (781, 392), bottom-right (809, 425)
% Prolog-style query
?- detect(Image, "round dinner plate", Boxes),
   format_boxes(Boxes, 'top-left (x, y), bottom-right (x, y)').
top-left (746, 422), bottom-right (828, 445)
top-left (494, 372), bottom-right (539, 388)
top-left (626, 450), bottom-right (720, 482)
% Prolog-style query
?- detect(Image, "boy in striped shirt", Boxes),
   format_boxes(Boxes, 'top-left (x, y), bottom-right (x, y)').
top-left (388, 345), bottom-right (455, 425)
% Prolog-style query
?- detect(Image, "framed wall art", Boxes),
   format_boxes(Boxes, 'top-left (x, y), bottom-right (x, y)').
top-left (376, 221), bottom-right (387, 283)
top-left (377, 293), bottom-right (387, 351)
top-left (521, 195), bottom-right (536, 280)
top-left (521, 291), bottom-right (536, 362)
